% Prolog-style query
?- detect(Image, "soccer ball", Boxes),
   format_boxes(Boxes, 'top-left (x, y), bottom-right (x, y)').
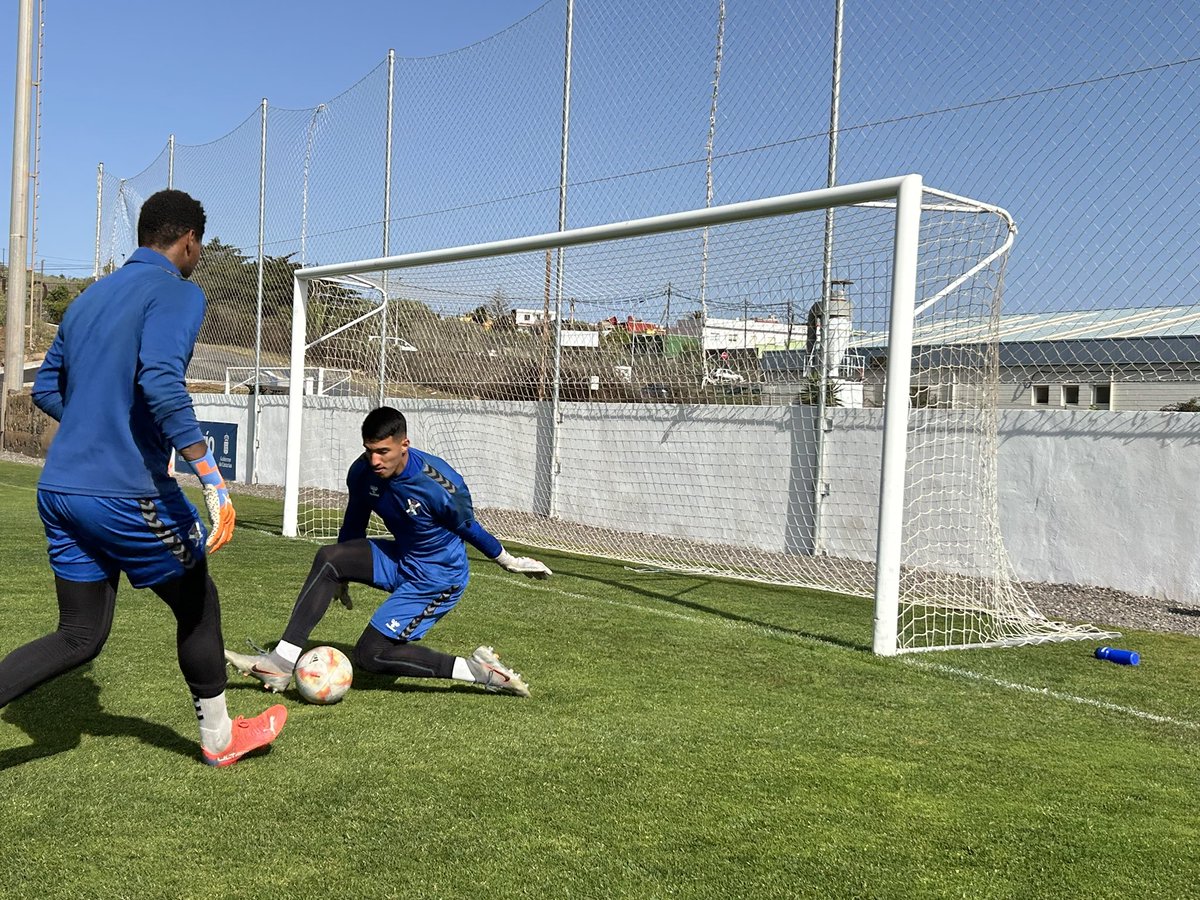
top-left (294, 646), bottom-right (353, 705)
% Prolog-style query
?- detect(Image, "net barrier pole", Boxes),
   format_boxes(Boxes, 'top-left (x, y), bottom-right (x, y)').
top-left (548, 0), bottom-right (574, 518)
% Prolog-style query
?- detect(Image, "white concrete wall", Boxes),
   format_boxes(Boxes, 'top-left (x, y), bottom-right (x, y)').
top-left (191, 395), bottom-right (1200, 604)
top-left (996, 410), bottom-right (1200, 601)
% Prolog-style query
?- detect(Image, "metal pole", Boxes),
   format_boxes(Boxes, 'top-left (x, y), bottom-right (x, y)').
top-left (813, 0), bottom-right (844, 555)
top-left (380, 49), bottom-right (394, 406)
top-left (548, 0), bottom-right (574, 519)
top-left (249, 98), bottom-right (267, 483)
top-left (872, 174), bottom-right (922, 656)
top-left (4, 0), bottom-right (35, 443)
top-left (698, 0), bottom-right (726, 385)
top-left (300, 105), bottom-right (324, 266)
top-left (167, 133), bottom-right (175, 189)
top-left (94, 162), bottom-right (103, 280)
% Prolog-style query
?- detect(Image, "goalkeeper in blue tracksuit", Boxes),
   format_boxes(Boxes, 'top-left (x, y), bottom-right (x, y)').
top-left (225, 406), bottom-right (551, 697)
top-left (0, 190), bottom-right (286, 766)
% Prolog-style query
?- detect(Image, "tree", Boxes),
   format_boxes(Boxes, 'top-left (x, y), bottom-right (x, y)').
top-left (44, 284), bottom-right (77, 324)
top-left (1160, 397), bottom-right (1200, 412)
top-left (487, 288), bottom-right (513, 331)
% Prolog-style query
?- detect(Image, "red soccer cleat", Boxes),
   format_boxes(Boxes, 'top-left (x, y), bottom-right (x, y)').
top-left (202, 704), bottom-right (288, 767)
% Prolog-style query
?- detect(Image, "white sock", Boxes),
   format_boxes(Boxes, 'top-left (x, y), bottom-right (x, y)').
top-left (452, 657), bottom-right (475, 682)
top-left (194, 692), bottom-right (233, 752)
top-left (274, 640), bottom-right (302, 665)
top-left (268, 640), bottom-right (302, 671)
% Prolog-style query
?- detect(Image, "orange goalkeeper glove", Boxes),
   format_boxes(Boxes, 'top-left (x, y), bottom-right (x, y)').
top-left (191, 450), bottom-right (236, 553)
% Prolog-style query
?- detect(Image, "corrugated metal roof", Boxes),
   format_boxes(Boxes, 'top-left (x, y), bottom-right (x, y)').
top-left (759, 307), bottom-right (1200, 373)
top-left (878, 337), bottom-right (1200, 369)
top-left (849, 306), bottom-right (1200, 347)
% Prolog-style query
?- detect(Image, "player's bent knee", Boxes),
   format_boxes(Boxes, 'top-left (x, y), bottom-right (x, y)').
top-left (59, 624), bottom-right (108, 666)
top-left (353, 629), bottom-right (393, 674)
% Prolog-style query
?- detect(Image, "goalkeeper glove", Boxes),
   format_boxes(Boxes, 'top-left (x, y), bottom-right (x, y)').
top-left (495, 549), bottom-right (552, 579)
top-left (190, 450), bottom-right (236, 553)
top-left (335, 583), bottom-right (353, 610)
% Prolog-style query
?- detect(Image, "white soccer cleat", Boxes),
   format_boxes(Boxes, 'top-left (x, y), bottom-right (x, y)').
top-left (224, 648), bottom-right (293, 693)
top-left (467, 645), bottom-right (531, 698)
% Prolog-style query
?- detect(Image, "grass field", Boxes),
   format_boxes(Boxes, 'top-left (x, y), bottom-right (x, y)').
top-left (0, 459), bottom-right (1197, 899)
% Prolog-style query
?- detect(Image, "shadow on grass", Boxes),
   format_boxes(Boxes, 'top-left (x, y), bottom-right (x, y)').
top-left (223, 639), bottom-right (506, 699)
top-left (0, 667), bottom-right (197, 770)
top-left (566, 569), bottom-right (873, 653)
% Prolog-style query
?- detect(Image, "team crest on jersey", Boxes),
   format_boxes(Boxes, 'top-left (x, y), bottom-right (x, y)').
top-left (405, 498), bottom-right (423, 517)
top-left (369, 485), bottom-right (380, 497)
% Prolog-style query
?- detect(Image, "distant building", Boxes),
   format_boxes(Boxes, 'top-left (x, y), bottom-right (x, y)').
top-left (673, 314), bottom-right (804, 353)
top-left (762, 306), bottom-right (1200, 411)
top-left (514, 308), bottom-right (557, 329)
top-left (603, 315), bottom-right (662, 335)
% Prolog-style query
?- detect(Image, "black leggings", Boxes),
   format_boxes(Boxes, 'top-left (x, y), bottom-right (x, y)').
top-left (353, 625), bottom-right (456, 680)
top-left (281, 540), bottom-right (375, 648)
top-left (0, 562), bottom-right (226, 708)
top-left (283, 540), bottom-right (457, 680)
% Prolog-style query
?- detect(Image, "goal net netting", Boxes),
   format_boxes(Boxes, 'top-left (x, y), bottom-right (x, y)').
top-left (285, 178), bottom-right (1111, 654)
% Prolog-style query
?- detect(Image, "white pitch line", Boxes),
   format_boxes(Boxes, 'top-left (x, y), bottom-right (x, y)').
top-left (478, 571), bottom-right (1200, 732)
top-left (905, 659), bottom-right (1200, 731)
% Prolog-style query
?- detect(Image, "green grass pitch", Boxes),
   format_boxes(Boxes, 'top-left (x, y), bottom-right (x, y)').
top-left (0, 460), bottom-right (1197, 898)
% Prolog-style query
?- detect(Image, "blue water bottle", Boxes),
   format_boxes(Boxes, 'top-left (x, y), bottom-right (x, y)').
top-left (1095, 646), bottom-right (1139, 666)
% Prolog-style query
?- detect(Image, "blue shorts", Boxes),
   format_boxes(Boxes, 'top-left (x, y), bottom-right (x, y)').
top-left (38, 490), bottom-right (206, 588)
top-left (367, 539), bottom-right (467, 642)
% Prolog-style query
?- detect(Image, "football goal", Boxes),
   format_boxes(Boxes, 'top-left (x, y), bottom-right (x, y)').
top-left (281, 175), bottom-right (1111, 655)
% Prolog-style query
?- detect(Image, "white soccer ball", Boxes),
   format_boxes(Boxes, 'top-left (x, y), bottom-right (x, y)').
top-left (294, 646), bottom-right (353, 705)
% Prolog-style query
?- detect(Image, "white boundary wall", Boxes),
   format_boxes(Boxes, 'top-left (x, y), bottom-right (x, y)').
top-left (192, 394), bottom-right (1200, 604)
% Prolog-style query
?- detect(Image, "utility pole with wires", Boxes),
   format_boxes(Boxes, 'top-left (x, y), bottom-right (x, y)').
top-left (3, 0), bottom-right (36, 446)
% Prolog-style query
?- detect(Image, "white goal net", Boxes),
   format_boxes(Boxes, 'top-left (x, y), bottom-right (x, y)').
top-left (283, 176), bottom-right (1111, 654)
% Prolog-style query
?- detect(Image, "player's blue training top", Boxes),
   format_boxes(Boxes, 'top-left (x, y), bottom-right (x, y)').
top-left (32, 247), bottom-right (207, 499)
top-left (339, 447), bottom-right (503, 583)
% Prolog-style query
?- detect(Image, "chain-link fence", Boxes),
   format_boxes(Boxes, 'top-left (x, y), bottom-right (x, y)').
top-left (93, 0), bottom-right (1199, 422)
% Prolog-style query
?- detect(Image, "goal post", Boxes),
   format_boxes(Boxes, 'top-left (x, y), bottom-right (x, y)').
top-left (872, 173), bottom-right (922, 656)
top-left (281, 174), bottom-right (1114, 655)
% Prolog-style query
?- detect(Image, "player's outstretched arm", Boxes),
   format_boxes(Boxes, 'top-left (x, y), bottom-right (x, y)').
top-left (456, 518), bottom-right (553, 579)
top-left (494, 548), bottom-right (553, 579)
top-left (180, 441), bottom-right (236, 553)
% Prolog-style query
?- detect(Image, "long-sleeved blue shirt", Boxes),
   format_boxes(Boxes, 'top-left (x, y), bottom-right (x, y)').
top-left (339, 447), bottom-right (503, 584)
top-left (33, 247), bottom-right (207, 498)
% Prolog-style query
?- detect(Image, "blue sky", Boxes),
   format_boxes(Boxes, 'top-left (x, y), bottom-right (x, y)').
top-left (0, 0), bottom-right (547, 274)
top-left (2, 0), bottom-right (1196, 318)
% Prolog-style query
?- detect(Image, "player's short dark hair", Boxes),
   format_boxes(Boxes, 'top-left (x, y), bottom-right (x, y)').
top-left (137, 189), bottom-right (206, 248)
top-left (362, 407), bottom-right (407, 442)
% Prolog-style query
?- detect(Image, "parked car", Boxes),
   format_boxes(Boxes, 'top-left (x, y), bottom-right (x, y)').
top-left (640, 382), bottom-right (673, 400)
top-left (702, 367), bottom-right (745, 387)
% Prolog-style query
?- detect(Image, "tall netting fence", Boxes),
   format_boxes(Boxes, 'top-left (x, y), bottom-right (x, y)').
top-left (93, 0), bottom-right (1199, 417)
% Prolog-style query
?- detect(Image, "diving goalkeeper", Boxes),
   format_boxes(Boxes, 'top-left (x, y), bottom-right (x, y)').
top-left (225, 406), bottom-right (551, 697)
